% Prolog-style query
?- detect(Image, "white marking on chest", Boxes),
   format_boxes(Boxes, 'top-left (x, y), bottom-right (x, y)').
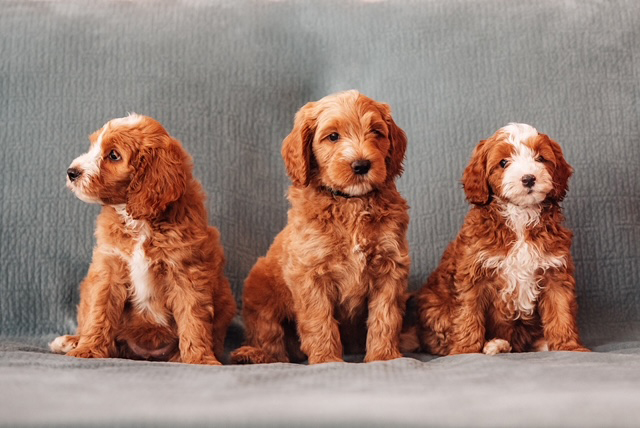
top-left (114, 205), bottom-right (167, 326)
top-left (482, 203), bottom-right (566, 319)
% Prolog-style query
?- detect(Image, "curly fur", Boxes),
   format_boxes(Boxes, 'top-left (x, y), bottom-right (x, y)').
top-left (231, 91), bottom-right (410, 364)
top-left (51, 114), bottom-right (236, 364)
top-left (412, 124), bottom-right (588, 355)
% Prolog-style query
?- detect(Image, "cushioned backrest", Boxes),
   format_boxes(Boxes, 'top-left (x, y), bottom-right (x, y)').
top-left (1, 0), bottom-right (638, 339)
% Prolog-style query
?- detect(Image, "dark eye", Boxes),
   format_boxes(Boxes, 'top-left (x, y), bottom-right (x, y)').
top-left (536, 155), bottom-right (546, 162)
top-left (328, 132), bottom-right (340, 142)
top-left (108, 150), bottom-right (121, 161)
top-left (499, 159), bottom-right (508, 168)
top-left (372, 129), bottom-right (385, 138)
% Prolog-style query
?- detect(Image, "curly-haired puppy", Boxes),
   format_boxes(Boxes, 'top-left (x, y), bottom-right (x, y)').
top-left (231, 90), bottom-right (410, 364)
top-left (50, 114), bottom-right (236, 364)
top-left (413, 123), bottom-right (588, 355)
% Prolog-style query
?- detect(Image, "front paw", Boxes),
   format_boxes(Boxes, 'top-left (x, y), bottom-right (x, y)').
top-left (307, 354), bottom-right (344, 365)
top-left (180, 353), bottom-right (222, 366)
top-left (482, 338), bottom-right (512, 355)
top-left (67, 346), bottom-right (109, 359)
top-left (365, 348), bottom-right (403, 363)
top-left (49, 335), bottom-right (79, 354)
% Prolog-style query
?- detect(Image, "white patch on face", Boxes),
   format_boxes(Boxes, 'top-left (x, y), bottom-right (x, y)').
top-left (67, 124), bottom-right (110, 204)
top-left (72, 125), bottom-right (107, 179)
top-left (500, 123), bottom-right (539, 146)
top-left (67, 114), bottom-right (141, 204)
top-left (110, 113), bottom-right (143, 128)
top-left (498, 123), bottom-right (552, 206)
top-left (481, 202), bottom-right (567, 319)
top-left (69, 189), bottom-right (102, 204)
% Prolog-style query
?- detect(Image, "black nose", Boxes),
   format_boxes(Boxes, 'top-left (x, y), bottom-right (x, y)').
top-left (352, 160), bottom-right (371, 175)
top-left (67, 168), bottom-right (82, 182)
top-left (521, 174), bottom-right (536, 188)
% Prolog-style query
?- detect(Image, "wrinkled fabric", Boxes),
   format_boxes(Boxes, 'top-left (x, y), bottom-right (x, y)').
top-left (1, 0), bottom-right (639, 426)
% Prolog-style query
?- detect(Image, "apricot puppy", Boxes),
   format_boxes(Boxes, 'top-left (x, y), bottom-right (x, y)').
top-left (50, 114), bottom-right (236, 364)
top-left (232, 90), bottom-right (410, 364)
top-left (415, 123), bottom-right (588, 355)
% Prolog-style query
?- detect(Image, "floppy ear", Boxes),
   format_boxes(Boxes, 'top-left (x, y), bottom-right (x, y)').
top-left (281, 102), bottom-right (317, 186)
top-left (462, 140), bottom-right (491, 205)
top-left (542, 134), bottom-right (573, 202)
top-left (379, 103), bottom-right (408, 182)
top-left (126, 136), bottom-right (189, 220)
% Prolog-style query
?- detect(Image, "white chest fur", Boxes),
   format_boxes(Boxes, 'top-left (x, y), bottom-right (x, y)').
top-left (482, 204), bottom-right (566, 318)
top-left (113, 205), bottom-right (167, 325)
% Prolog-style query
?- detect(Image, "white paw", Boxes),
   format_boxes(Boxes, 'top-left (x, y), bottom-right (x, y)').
top-left (49, 335), bottom-right (78, 354)
top-left (482, 338), bottom-right (512, 355)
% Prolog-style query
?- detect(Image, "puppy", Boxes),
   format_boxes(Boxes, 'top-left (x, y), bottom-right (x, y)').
top-left (414, 123), bottom-right (588, 355)
top-left (231, 90), bottom-right (410, 364)
top-left (50, 114), bottom-right (236, 364)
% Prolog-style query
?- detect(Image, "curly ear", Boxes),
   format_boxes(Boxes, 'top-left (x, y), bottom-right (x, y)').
top-left (462, 140), bottom-right (490, 205)
top-left (379, 103), bottom-right (408, 182)
top-left (281, 102), bottom-right (316, 186)
top-left (543, 134), bottom-right (573, 202)
top-left (126, 137), bottom-right (189, 220)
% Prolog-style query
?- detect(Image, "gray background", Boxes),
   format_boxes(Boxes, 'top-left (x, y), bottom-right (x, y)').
top-left (1, 1), bottom-right (640, 426)
top-left (1, 0), bottom-right (638, 340)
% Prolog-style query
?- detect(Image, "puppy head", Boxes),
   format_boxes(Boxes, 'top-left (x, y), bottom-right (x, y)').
top-left (66, 114), bottom-right (189, 220)
top-left (281, 90), bottom-right (407, 196)
top-left (462, 123), bottom-right (572, 206)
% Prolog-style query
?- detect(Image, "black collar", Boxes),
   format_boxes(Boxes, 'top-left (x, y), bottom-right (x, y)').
top-left (319, 186), bottom-right (373, 199)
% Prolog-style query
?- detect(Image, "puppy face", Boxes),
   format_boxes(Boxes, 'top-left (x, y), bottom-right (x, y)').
top-left (462, 123), bottom-right (573, 206)
top-left (282, 90), bottom-right (407, 196)
top-left (67, 114), bottom-right (188, 219)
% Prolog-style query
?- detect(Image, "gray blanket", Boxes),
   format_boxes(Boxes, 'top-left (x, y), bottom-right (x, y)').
top-left (3, 338), bottom-right (640, 427)
top-left (1, 0), bottom-right (640, 426)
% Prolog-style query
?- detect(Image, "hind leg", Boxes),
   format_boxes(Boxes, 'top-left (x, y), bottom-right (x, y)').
top-left (51, 259), bottom-right (122, 357)
top-left (231, 309), bottom-right (290, 364)
top-left (483, 311), bottom-right (515, 355)
top-left (211, 277), bottom-right (237, 361)
top-left (416, 271), bottom-right (457, 356)
top-left (231, 258), bottom-right (293, 364)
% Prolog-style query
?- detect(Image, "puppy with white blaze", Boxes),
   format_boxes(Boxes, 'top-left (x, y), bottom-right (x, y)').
top-left (50, 114), bottom-right (236, 364)
top-left (411, 123), bottom-right (589, 355)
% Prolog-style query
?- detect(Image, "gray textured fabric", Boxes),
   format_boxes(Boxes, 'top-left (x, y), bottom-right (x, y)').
top-left (1, 0), bottom-right (640, 426)
top-left (2, 339), bottom-right (640, 427)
